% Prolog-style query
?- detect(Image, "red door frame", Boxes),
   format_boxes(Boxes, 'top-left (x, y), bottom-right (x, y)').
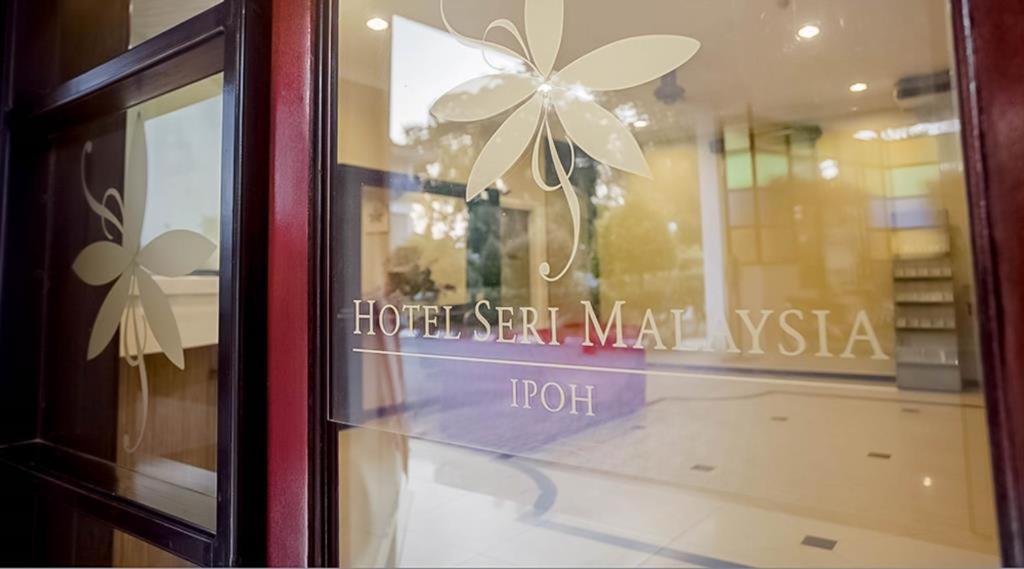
top-left (266, 0), bottom-right (1024, 565)
top-left (953, 0), bottom-right (1024, 561)
top-left (267, 0), bottom-right (314, 565)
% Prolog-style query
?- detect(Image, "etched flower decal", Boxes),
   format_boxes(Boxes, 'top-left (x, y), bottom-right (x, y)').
top-left (72, 119), bottom-right (216, 452)
top-left (430, 0), bottom-right (700, 281)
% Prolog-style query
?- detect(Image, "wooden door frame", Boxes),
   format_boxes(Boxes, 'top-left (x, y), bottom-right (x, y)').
top-left (952, 0), bottom-right (1024, 563)
top-left (266, 0), bottom-right (1024, 565)
top-left (0, 1), bottom-right (270, 565)
top-left (267, 0), bottom-right (320, 565)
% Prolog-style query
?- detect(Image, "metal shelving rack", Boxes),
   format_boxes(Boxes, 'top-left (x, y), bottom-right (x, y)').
top-left (891, 210), bottom-right (963, 391)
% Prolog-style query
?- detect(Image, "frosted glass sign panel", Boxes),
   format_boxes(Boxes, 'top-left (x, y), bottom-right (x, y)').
top-left (331, 1), bottom-right (998, 566)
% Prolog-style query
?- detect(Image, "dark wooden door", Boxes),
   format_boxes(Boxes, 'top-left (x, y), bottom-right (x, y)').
top-left (0, 1), bottom-right (270, 565)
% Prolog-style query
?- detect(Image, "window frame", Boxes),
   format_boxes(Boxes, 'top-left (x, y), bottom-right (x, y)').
top-left (0, 1), bottom-right (269, 565)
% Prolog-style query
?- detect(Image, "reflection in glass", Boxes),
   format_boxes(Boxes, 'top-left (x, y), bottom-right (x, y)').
top-left (334, 1), bottom-right (998, 566)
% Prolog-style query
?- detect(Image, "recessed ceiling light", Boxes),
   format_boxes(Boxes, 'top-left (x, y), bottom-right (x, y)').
top-left (797, 24), bottom-right (821, 40)
top-left (849, 82), bottom-right (869, 93)
top-left (853, 130), bottom-right (879, 141)
top-left (819, 159), bottom-right (840, 180)
top-left (633, 119), bottom-right (650, 129)
top-left (366, 17), bottom-right (389, 31)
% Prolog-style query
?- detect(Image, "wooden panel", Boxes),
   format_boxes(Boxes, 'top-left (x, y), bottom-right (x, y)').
top-left (0, 115), bottom-right (44, 446)
top-left (34, 499), bottom-right (115, 566)
top-left (39, 111), bottom-right (126, 461)
top-left (117, 345), bottom-right (219, 475)
top-left (113, 530), bottom-right (198, 567)
top-left (9, 0), bottom-right (130, 106)
top-left (56, 0), bottom-right (132, 81)
top-left (0, 0), bottom-right (271, 565)
top-left (0, 445), bottom-right (216, 564)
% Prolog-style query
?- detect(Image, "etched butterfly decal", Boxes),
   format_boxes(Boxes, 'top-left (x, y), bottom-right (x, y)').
top-left (430, 0), bottom-right (700, 282)
top-left (72, 117), bottom-right (216, 452)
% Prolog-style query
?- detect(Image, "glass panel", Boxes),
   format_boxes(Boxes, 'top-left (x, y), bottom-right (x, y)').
top-left (41, 75), bottom-right (223, 524)
top-left (116, 75), bottom-right (223, 499)
top-left (332, 1), bottom-right (998, 567)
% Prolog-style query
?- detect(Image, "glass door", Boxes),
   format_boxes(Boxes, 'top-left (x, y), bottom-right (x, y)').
top-left (327, 1), bottom-right (1000, 566)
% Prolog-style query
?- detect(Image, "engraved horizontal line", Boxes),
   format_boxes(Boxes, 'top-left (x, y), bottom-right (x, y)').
top-left (351, 348), bottom-right (897, 393)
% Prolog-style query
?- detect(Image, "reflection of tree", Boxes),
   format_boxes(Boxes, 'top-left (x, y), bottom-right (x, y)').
top-left (467, 200), bottom-right (502, 324)
top-left (397, 108), bottom-right (509, 324)
top-left (405, 196), bottom-right (468, 241)
top-left (386, 252), bottom-right (441, 304)
top-left (595, 190), bottom-right (705, 325)
top-left (402, 121), bottom-right (489, 185)
top-left (389, 195), bottom-right (464, 305)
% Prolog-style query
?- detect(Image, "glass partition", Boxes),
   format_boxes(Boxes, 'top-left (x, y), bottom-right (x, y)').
top-left (331, 1), bottom-right (998, 566)
top-left (114, 74), bottom-right (222, 505)
top-left (36, 75), bottom-right (224, 530)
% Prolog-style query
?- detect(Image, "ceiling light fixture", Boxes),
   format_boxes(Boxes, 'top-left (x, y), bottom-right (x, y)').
top-left (819, 159), bottom-right (840, 181)
top-left (366, 17), bottom-right (390, 31)
top-left (849, 82), bottom-right (869, 93)
top-left (797, 24), bottom-right (821, 40)
top-left (633, 120), bottom-right (650, 129)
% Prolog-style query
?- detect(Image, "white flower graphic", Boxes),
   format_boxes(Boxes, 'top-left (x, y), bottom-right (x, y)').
top-left (72, 119), bottom-right (216, 453)
top-left (430, 0), bottom-right (700, 281)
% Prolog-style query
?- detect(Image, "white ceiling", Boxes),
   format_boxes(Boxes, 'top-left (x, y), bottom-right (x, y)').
top-left (338, 0), bottom-right (957, 125)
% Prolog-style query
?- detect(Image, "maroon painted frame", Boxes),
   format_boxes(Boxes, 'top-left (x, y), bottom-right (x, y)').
top-left (953, 0), bottom-right (1024, 564)
top-left (267, 0), bottom-right (315, 565)
top-left (266, 0), bottom-right (1024, 565)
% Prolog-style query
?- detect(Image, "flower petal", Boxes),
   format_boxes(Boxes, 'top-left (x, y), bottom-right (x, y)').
top-left (123, 112), bottom-right (148, 254)
top-left (555, 35), bottom-right (700, 92)
top-left (526, 0), bottom-right (563, 77)
top-left (431, 74), bottom-right (541, 123)
top-left (553, 96), bottom-right (651, 178)
top-left (466, 94), bottom-right (544, 201)
top-left (87, 271), bottom-right (131, 360)
top-left (440, 2), bottom-right (533, 72)
top-left (73, 241), bottom-right (132, 285)
top-left (136, 269), bottom-right (185, 369)
top-left (137, 230), bottom-right (217, 277)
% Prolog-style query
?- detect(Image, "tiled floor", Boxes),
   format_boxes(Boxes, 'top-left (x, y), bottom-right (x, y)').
top-left (339, 372), bottom-right (1000, 568)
